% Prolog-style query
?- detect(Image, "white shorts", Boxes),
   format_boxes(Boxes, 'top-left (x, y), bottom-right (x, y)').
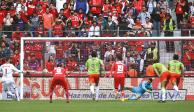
top-left (2, 80), bottom-right (16, 91)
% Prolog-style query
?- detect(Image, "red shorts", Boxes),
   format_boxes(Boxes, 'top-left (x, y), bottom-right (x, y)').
top-left (114, 76), bottom-right (125, 89)
top-left (160, 71), bottom-right (171, 82)
top-left (50, 76), bottom-right (68, 92)
top-left (88, 74), bottom-right (99, 84)
top-left (170, 73), bottom-right (181, 82)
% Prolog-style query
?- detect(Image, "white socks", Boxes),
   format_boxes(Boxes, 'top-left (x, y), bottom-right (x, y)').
top-left (90, 85), bottom-right (95, 94)
top-left (15, 88), bottom-right (20, 101)
top-left (95, 86), bottom-right (99, 100)
top-left (173, 85), bottom-right (179, 101)
top-left (161, 88), bottom-right (166, 101)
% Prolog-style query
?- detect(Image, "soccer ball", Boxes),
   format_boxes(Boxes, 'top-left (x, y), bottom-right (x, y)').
top-left (42, 69), bottom-right (48, 74)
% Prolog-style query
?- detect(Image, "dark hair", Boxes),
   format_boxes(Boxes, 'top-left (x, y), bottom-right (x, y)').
top-left (57, 63), bottom-right (62, 67)
top-left (116, 54), bottom-right (122, 61)
top-left (91, 51), bottom-right (97, 57)
top-left (173, 54), bottom-right (179, 60)
top-left (148, 78), bottom-right (153, 82)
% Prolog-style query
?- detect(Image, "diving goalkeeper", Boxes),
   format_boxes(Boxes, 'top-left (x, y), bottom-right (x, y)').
top-left (122, 78), bottom-right (153, 101)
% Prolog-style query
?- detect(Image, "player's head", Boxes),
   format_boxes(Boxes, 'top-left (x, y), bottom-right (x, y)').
top-left (91, 51), bottom-right (97, 57)
top-left (5, 57), bottom-right (11, 63)
top-left (173, 54), bottom-right (179, 60)
top-left (148, 78), bottom-right (153, 83)
top-left (116, 54), bottom-right (122, 61)
top-left (57, 63), bottom-right (62, 67)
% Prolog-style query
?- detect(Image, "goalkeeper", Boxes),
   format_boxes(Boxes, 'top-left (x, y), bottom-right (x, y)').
top-left (122, 78), bottom-right (153, 101)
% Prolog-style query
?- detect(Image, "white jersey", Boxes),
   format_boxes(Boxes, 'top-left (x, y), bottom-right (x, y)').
top-left (0, 63), bottom-right (21, 82)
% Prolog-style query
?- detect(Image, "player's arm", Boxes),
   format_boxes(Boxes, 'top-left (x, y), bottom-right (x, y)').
top-left (153, 66), bottom-right (160, 77)
top-left (180, 63), bottom-right (185, 79)
top-left (12, 64), bottom-right (22, 73)
top-left (110, 63), bottom-right (115, 77)
top-left (100, 59), bottom-right (106, 76)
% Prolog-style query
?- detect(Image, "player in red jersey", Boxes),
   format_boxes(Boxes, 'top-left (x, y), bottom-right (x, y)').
top-left (111, 54), bottom-right (127, 99)
top-left (49, 63), bottom-right (70, 103)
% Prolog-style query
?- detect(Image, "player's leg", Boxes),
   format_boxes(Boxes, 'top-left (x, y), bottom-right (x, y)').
top-left (88, 74), bottom-right (95, 100)
top-left (159, 72), bottom-right (169, 102)
top-left (170, 74), bottom-right (180, 101)
top-left (120, 77), bottom-right (125, 99)
top-left (49, 79), bottom-right (56, 103)
top-left (94, 74), bottom-right (100, 101)
top-left (114, 77), bottom-right (119, 99)
top-left (61, 78), bottom-right (70, 103)
top-left (10, 81), bottom-right (20, 101)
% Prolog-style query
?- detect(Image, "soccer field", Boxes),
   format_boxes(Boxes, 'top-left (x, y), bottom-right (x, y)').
top-left (0, 100), bottom-right (194, 112)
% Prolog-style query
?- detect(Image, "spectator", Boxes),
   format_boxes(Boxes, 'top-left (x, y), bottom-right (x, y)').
top-left (58, 9), bottom-right (66, 22)
top-left (175, 0), bottom-right (186, 28)
top-left (63, 3), bottom-right (71, 19)
top-left (146, 42), bottom-right (158, 65)
top-left (66, 11), bottom-right (83, 35)
top-left (162, 13), bottom-right (176, 52)
top-left (53, 18), bottom-right (65, 37)
top-left (89, 0), bottom-right (103, 16)
top-left (190, 1), bottom-right (194, 14)
top-left (152, 3), bottom-right (161, 36)
top-left (28, 12), bottom-right (40, 37)
top-left (15, 14), bottom-right (25, 31)
top-left (3, 13), bottom-right (13, 37)
top-left (74, 0), bottom-right (89, 14)
top-left (137, 6), bottom-right (151, 25)
top-left (49, 3), bottom-right (58, 20)
top-left (102, 0), bottom-right (112, 20)
top-left (26, 0), bottom-right (36, 17)
top-left (143, 17), bottom-right (153, 36)
top-left (45, 56), bottom-right (55, 72)
top-left (189, 13), bottom-right (194, 36)
top-left (56, 0), bottom-right (68, 12)
top-left (146, 0), bottom-right (156, 14)
top-left (88, 21), bottom-right (100, 37)
top-left (43, 8), bottom-right (54, 37)
top-left (133, 0), bottom-right (143, 14)
top-left (0, 7), bottom-right (6, 28)
top-left (14, 0), bottom-right (23, 14)
top-left (180, 18), bottom-right (191, 36)
top-left (104, 45), bottom-right (115, 62)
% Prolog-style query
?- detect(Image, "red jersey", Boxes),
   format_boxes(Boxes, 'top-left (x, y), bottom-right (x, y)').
top-left (52, 67), bottom-right (66, 77)
top-left (26, 2), bottom-right (36, 16)
top-left (50, 8), bottom-right (58, 19)
top-left (46, 61), bottom-right (55, 72)
top-left (68, 15), bottom-right (80, 28)
top-left (0, 10), bottom-right (6, 26)
top-left (53, 24), bottom-right (63, 36)
top-left (64, 8), bottom-right (70, 18)
top-left (111, 61), bottom-right (127, 77)
top-left (19, 10), bottom-right (29, 23)
top-left (39, 1), bottom-right (49, 12)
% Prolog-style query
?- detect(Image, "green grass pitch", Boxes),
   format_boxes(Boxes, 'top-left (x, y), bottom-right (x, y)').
top-left (0, 100), bottom-right (194, 112)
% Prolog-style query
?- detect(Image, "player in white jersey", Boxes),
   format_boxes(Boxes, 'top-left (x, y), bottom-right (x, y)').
top-left (0, 58), bottom-right (22, 101)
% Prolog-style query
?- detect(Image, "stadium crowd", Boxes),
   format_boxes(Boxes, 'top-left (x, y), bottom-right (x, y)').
top-left (0, 0), bottom-right (194, 77)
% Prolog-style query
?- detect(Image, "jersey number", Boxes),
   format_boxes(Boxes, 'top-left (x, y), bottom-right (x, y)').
top-left (56, 69), bottom-right (62, 74)
top-left (117, 65), bottom-right (124, 73)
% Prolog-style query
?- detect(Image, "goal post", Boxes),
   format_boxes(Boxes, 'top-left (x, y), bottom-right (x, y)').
top-left (19, 36), bottom-right (194, 100)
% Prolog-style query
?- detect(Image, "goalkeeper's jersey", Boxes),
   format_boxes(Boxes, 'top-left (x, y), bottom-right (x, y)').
top-left (85, 57), bottom-right (103, 75)
top-left (0, 63), bottom-right (21, 81)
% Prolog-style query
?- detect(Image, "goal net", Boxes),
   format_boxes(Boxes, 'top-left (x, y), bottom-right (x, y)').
top-left (2, 37), bottom-right (194, 100)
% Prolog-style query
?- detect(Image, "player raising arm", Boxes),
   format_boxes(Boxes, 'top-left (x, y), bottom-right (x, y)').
top-left (85, 51), bottom-right (105, 101)
top-left (168, 54), bottom-right (184, 102)
top-left (123, 78), bottom-right (153, 101)
top-left (49, 63), bottom-right (70, 103)
top-left (0, 57), bottom-right (22, 101)
top-left (110, 54), bottom-right (127, 100)
top-left (152, 63), bottom-right (171, 102)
